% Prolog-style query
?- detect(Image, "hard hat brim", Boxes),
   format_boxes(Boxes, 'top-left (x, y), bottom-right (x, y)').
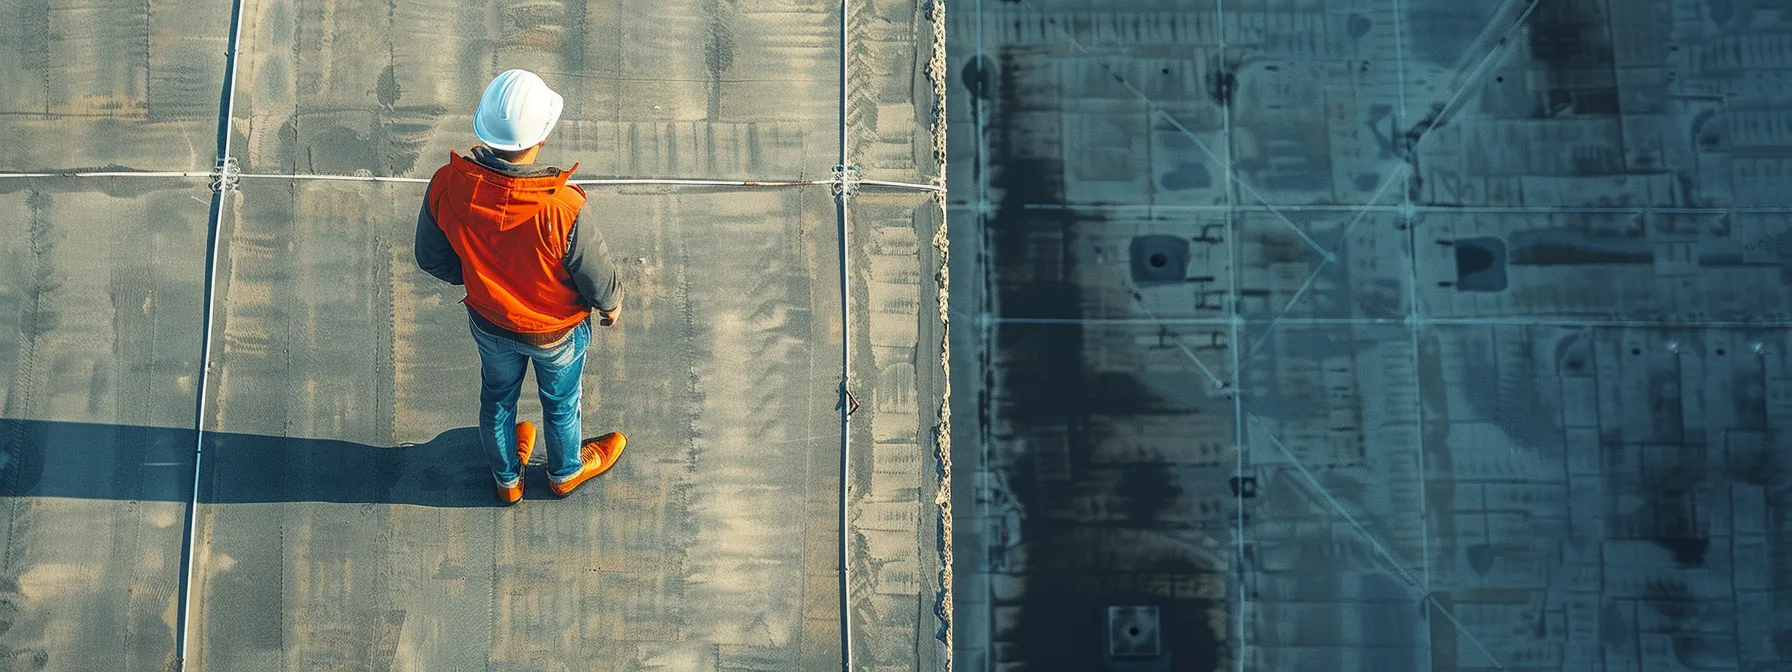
top-left (473, 114), bottom-right (535, 152)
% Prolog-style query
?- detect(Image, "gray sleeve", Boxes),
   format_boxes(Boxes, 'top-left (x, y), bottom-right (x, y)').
top-left (562, 204), bottom-right (621, 312)
top-left (414, 183), bottom-right (463, 286)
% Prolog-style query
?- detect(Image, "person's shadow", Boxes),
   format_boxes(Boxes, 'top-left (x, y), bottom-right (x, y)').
top-left (0, 418), bottom-right (536, 507)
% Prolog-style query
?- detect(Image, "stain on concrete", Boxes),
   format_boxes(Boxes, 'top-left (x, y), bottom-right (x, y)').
top-left (961, 55), bottom-right (991, 102)
top-left (702, 0), bottom-right (737, 121)
top-left (1206, 63), bottom-right (1237, 109)
top-left (1159, 162), bottom-right (1210, 191)
top-left (375, 64), bottom-right (400, 109)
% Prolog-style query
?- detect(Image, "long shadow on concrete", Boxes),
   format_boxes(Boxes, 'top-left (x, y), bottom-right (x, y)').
top-left (0, 418), bottom-right (527, 507)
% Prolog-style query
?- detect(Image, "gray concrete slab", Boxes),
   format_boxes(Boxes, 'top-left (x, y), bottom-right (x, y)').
top-left (186, 180), bottom-right (848, 670)
top-left (0, 0), bottom-right (949, 666)
top-left (0, 179), bottom-right (210, 671)
top-left (0, 0), bottom-right (226, 171)
top-left (1236, 322), bottom-right (1429, 672)
top-left (227, 0), bottom-right (841, 181)
top-left (846, 0), bottom-right (945, 184)
top-left (845, 191), bottom-right (950, 670)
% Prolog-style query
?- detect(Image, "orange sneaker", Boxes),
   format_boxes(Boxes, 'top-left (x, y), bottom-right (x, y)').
top-left (497, 421), bottom-right (538, 505)
top-left (547, 432), bottom-right (626, 497)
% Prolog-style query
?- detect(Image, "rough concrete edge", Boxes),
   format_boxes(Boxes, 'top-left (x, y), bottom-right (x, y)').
top-left (923, 1), bottom-right (952, 671)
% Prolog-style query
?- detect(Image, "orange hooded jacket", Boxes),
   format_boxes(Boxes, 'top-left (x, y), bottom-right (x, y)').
top-left (418, 150), bottom-right (617, 336)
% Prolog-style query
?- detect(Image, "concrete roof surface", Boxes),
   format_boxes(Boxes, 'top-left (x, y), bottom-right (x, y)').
top-left (0, 0), bottom-right (948, 670)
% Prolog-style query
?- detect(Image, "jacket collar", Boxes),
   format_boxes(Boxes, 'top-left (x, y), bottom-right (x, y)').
top-left (468, 145), bottom-right (564, 179)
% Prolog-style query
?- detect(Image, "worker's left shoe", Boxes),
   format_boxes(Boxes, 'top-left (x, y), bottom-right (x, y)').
top-left (496, 422), bottom-right (538, 505)
top-left (547, 432), bottom-right (626, 497)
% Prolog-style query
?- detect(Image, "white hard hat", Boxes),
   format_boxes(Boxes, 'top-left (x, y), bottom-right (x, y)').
top-left (473, 69), bottom-right (564, 151)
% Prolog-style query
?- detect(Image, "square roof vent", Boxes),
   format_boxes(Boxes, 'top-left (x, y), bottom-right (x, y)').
top-left (1130, 235), bottom-right (1189, 284)
top-left (1453, 236), bottom-right (1507, 292)
top-left (1107, 605), bottom-right (1162, 659)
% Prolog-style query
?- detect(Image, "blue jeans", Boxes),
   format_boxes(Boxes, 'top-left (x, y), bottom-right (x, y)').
top-left (470, 318), bottom-right (590, 486)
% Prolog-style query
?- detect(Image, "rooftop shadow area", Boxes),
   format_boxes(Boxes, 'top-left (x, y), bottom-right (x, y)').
top-left (2, 419), bottom-right (521, 507)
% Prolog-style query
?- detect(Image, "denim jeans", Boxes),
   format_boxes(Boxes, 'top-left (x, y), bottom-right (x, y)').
top-left (470, 317), bottom-right (590, 486)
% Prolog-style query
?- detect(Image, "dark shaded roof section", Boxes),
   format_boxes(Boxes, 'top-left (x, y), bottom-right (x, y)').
top-left (948, 1), bottom-right (1792, 671)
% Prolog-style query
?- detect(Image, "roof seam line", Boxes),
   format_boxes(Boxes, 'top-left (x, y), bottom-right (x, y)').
top-left (174, 0), bottom-right (248, 663)
top-left (836, 0), bottom-right (856, 669)
top-left (0, 170), bottom-right (945, 192)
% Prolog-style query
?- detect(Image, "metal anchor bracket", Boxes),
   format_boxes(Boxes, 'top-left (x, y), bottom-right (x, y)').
top-left (830, 163), bottom-right (862, 198)
top-left (210, 156), bottom-right (241, 193)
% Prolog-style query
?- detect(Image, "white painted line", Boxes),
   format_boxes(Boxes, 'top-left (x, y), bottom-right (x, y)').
top-left (859, 178), bottom-right (947, 193)
top-left (177, 0), bottom-right (248, 660)
top-left (236, 173), bottom-right (429, 184)
top-left (990, 316), bottom-right (1792, 328)
top-left (1016, 202), bottom-right (1792, 215)
top-left (0, 171), bottom-right (211, 178)
top-left (836, 0), bottom-right (856, 668)
top-left (0, 170), bottom-right (942, 192)
top-left (1215, 1), bottom-right (1251, 668)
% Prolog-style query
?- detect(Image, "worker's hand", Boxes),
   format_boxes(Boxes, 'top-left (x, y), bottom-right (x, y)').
top-left (596, 306), bottom-right (620, 327)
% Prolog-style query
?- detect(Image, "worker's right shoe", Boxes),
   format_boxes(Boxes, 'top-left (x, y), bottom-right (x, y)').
top-left (497, 421), bottom-right (538, 505)
top-left (547, 432), bottom-right (626, 497)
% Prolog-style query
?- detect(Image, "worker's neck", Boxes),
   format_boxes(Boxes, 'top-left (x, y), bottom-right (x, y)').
top-left (488, 145), bottom-right (541, 165)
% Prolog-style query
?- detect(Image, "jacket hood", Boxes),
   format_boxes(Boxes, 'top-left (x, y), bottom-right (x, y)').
top-left (438, 150), bottom-right (579, 231)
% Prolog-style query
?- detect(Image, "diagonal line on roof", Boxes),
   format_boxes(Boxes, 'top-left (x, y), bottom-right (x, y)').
top-left (1238, 0), bottom-right (1545, 368)
top-left (1048, 20), bottom-right (1327, 257)
top-left (1253, 419), bottom-right (1509, 671)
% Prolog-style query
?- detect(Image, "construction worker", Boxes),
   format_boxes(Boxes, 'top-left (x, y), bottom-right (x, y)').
top-left (414, 69), bottom-right (626, 505)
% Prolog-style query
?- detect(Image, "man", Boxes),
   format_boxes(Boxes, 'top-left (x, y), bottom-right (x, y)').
top-left (414, 69), bottom-right (626, 505)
